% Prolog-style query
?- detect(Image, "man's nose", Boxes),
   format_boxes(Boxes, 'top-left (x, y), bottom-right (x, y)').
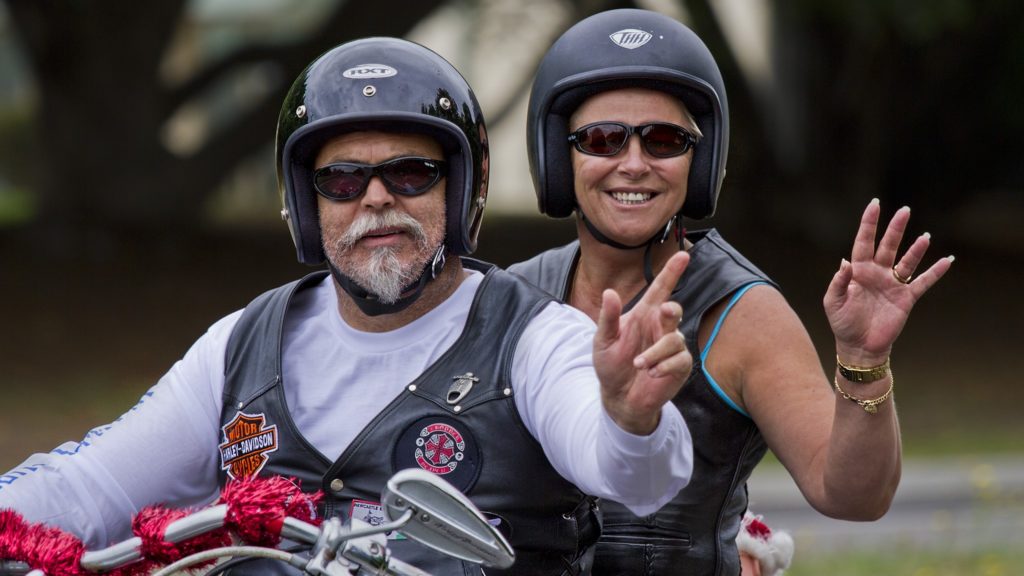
top-left (361, 177), bottom-right (395, 209)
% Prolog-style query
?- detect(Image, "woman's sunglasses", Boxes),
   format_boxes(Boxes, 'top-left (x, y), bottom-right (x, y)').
top-left (568, 122), bottom-right (697, 158)
top-left (313, 156), bottom-right (448, 201)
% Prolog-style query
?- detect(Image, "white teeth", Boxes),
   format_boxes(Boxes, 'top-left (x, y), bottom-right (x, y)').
top-left (611, 191), bottom-right (652, 205)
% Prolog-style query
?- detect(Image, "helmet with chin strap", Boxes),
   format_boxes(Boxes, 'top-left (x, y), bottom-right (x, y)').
top-left (527, 8), bottom-right (728, 222)
top-left (277, 37), bottom-right (488, 266)
top-left (275, 37), bottom-right (488, 315)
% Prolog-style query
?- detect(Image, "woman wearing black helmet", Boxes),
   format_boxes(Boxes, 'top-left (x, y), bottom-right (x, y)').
top-left (510, 8), bottom-right (954, 575)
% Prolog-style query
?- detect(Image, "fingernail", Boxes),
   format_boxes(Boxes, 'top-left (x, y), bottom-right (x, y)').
top-left (648, 367), bottom-right (660, 377)
top-left (922, 232), bottom-right (931, 239)
top-left (947, 255), bottom-right (956, 263)
top-left (634, 356), bottom-right (646, 369)
top-left (901, 205), bottom-right (910, 213)
top-left (870, 198), bottom-right (880, 206)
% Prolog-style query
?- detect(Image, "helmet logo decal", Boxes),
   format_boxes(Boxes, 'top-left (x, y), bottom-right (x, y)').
top-left (609, 29), bottom-right (653, 49)
top-left (343, 64), bottom-right (398, 79)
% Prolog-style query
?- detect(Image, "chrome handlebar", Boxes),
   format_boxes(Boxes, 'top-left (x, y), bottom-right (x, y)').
top-left (2, 468), bottom-right (514, 576)
top-left (4, 510), bottom-right (428, 576)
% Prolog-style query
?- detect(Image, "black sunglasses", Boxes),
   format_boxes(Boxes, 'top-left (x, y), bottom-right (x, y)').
top-left (568, 121), bottom-right (697, 158)
top-left (313, 156), bottom-right (448, 201)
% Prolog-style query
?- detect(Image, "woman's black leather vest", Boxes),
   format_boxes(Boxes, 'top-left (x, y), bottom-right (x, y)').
top-left (509, 230), bottom-right (776, 576)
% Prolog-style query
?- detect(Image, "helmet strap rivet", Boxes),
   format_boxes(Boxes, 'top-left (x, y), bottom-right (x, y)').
top-left (362, 85), bottom-right (377, 97)
top-left (439, 97), bottom-right (452, 110)
top-left (295, 105), bottom-right (306, 118)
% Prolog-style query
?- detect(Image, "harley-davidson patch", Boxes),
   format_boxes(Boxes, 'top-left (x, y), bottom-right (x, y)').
top-left (394, 416), bottom-right (480, 492)
top-left (219, 411), bottom-right (279, 480)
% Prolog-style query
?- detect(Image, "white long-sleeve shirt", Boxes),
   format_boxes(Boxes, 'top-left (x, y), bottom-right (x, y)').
top-left (0, 271), bottom-right (692, 548)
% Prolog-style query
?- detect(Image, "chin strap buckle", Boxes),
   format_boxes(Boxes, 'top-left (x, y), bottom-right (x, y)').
top-left (430, 246), bottom-right (446, 279)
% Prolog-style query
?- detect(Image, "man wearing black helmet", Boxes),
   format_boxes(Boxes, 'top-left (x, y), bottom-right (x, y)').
top-left (0, 37), bottom-right (697, 575)
top-left (510, 9), bottom-right (954, 576)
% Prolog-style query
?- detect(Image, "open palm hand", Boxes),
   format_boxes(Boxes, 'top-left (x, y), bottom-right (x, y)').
top-left (824, 200), bottom-right (954, 366)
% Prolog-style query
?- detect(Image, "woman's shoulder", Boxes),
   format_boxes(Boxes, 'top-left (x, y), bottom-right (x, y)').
top-left (506, 240), bottom-right (580, 298)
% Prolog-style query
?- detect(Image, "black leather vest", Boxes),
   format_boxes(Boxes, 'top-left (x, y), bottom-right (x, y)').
top-left (509, 230), bottom-right (776, 576)
top-left (218, 259), bottom-right (599, 575)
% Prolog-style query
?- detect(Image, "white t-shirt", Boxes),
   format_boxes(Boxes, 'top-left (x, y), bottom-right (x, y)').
top-left (0, 271), bottom-right (692, 548)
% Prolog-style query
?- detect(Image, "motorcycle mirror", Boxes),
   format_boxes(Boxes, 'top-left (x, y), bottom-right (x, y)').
top-left (382, 468), bottom-right (515, 569)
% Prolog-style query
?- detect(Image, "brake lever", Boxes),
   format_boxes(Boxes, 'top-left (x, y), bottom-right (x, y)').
top-left (302, 517), bottom-right (355, 576)
top-left (327, 509), bottom-right (413, 555)
top-left (302, 513), bottom-right (421, 576)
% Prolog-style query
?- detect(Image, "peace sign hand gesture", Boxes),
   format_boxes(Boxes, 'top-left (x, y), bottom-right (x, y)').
top-left (594, 251), bottom-right (693, 435)
top-left (824, 199), bottom-right (954, 366)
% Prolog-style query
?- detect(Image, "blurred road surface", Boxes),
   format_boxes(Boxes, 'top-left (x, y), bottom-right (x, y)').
top-left (747, 454), bottom-right (1024, 556)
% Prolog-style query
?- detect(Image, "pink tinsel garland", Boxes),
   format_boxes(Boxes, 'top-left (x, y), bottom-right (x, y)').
top-left (222, 475), bottom-right (322, 547)
top-left (0, 476), bottom-right (322, 575)
top-left (0, 510), bottom-right (86, 575)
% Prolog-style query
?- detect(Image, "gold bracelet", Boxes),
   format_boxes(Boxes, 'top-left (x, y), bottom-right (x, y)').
top-left (833, 374), bottom-right (893, 413)
top-left (836, 355), bottom-right (890, 383)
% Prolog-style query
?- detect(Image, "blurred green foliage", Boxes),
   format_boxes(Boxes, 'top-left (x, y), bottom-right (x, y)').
top-left (0, 103), bottom-right (35, 223)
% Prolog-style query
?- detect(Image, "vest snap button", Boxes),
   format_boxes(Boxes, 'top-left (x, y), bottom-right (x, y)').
top-left (408, 384), bottom-right (417, 392)
top-left (330, 478), bottom-right (344, 493)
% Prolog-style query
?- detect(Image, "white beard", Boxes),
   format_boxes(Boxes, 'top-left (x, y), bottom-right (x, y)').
top-left (352, 245), bottom-right (424, 303)
top-left (326, 210), bottom-right (434, 304)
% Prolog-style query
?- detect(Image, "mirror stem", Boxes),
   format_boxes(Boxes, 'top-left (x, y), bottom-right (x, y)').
top-left (328, 508), bottom-right (415, 555)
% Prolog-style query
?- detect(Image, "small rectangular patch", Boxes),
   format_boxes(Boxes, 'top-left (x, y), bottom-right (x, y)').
top-left (350, 499), bottom-right (406, 540)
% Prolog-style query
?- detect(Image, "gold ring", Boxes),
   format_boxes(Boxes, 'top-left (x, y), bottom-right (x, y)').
top-left (891, 266), bottom-right (912, 284)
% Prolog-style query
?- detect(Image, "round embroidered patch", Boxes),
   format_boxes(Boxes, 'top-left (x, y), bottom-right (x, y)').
top-left (394, 416), bottom-right (481, 493)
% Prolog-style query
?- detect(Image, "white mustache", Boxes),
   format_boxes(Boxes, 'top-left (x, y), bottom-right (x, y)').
top-left (339, 210), bottom-right (427, 250)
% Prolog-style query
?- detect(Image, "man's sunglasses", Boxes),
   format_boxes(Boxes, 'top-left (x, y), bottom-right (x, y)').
top-left (313, 156), bottom-right (448, 201)
top-left (568, 122), bottom-right (697, 158)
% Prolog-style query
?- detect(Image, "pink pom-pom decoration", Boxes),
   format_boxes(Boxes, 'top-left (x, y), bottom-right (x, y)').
top-left (221, 475), bottom-right (322, 547)
top-left (0, 510), bottom-right (87, 575)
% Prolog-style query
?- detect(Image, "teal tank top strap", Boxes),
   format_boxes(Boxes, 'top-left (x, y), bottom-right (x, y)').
top-left (699, 281), bottom-right (769, 417)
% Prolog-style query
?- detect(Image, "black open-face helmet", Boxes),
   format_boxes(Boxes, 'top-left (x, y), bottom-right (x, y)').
top-left (277, 37), bottom-right (488, 266)
top-left (527, 9), bottom-right (728, 221)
